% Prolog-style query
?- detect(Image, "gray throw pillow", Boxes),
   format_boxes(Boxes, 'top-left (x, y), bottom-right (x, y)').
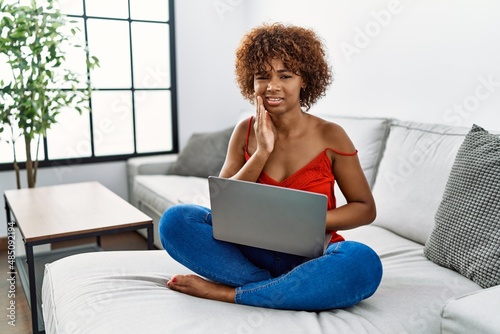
top-left (168, 127), bottom-right (233, 178)
top-left (424, 124), bottom-right (500, 288)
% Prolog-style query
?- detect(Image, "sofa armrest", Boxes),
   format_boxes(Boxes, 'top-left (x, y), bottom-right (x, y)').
top-left (441, 285), bottom-right (500, 333)
top-left (127, 154), bottom-right (178, 207)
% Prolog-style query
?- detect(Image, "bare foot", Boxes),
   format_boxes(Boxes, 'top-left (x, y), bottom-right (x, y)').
top-left (167, 274), bottom-right (236, 303)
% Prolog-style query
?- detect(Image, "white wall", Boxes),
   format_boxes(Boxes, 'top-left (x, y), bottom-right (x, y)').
top-left (243, 0), bottom-right (500, 129)
top-left (173, 0), bottom-right (251, 147)
top-left (2, 0), bottom-right (500, 236)
top-left (175, 0), bottom-right (500, 141)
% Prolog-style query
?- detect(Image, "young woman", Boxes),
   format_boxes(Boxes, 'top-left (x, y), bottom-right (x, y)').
top-left (159, 23), bottom-right (383, 311)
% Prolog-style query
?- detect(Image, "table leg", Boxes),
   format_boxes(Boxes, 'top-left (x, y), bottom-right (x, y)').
top-left (4, 196), bottom-right (13, 269)
top-left (147, 225), bottom-right (154, 250)
top-left (4, 194), bottom-right (11, 224)
top-left (26, 245), bottom-right (40, 334)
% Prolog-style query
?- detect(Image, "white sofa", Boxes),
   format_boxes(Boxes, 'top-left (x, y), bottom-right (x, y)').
top-left (42, 116), bottom-right (500, 333)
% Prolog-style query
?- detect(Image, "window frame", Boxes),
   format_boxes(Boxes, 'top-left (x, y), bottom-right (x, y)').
top-left (0, 0), bottom-right (178, 171)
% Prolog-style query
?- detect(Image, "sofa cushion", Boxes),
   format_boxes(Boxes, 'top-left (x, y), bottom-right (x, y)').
top-left (440, 285), bottom-right (500, 334)
top-left (424, 124), bottom-right (500, 288)
top-left (168, 127), bottom-right (233, 178)
top-left (134, 175), bottom-right (210, 217)
top-left (316, 115), bottom-right (391, 206)
top-left (371, 120), bottom-right (472, 245)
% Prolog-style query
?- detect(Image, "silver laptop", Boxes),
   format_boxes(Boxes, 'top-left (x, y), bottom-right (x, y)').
top-left (208, 176), bottom-right (330, 258)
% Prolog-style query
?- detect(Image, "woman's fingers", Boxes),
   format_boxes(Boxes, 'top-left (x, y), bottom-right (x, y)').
top-left (256, 95), bottom-right (263, 118)
top-left (253, 95), bottom-right (275, 153)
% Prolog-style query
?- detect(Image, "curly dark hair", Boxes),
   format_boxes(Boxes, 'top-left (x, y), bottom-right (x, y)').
top-left (235, 23), bottom-right (333, 111)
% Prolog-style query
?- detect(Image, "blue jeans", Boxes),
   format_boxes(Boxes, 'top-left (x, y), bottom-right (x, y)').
top-left (159, 204), bottom-right (383, 311)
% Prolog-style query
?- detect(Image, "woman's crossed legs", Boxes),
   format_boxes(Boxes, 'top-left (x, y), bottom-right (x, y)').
top-left (159, 204), bottom-right (382, 311)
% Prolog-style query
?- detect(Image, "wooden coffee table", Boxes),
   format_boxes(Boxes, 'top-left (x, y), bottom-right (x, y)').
top-left (4, 181), bottom-right (154, 334)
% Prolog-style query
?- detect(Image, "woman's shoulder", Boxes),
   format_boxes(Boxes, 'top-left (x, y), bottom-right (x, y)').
top-left (308, 114), bottom-right (349, 139)
top-left (309, 114), bottom-right (355, 152)
top-left (234, 116), bottom-right (253, 135)
top-left (229, 116), bottom-right (254, 147)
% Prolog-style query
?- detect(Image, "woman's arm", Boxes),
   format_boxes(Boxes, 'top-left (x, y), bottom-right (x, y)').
top-left (324, 124), bottom-right (376, 231)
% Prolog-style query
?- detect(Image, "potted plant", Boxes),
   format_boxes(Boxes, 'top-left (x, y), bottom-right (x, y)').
top-left (0, 0), bottom-right (98, 188)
